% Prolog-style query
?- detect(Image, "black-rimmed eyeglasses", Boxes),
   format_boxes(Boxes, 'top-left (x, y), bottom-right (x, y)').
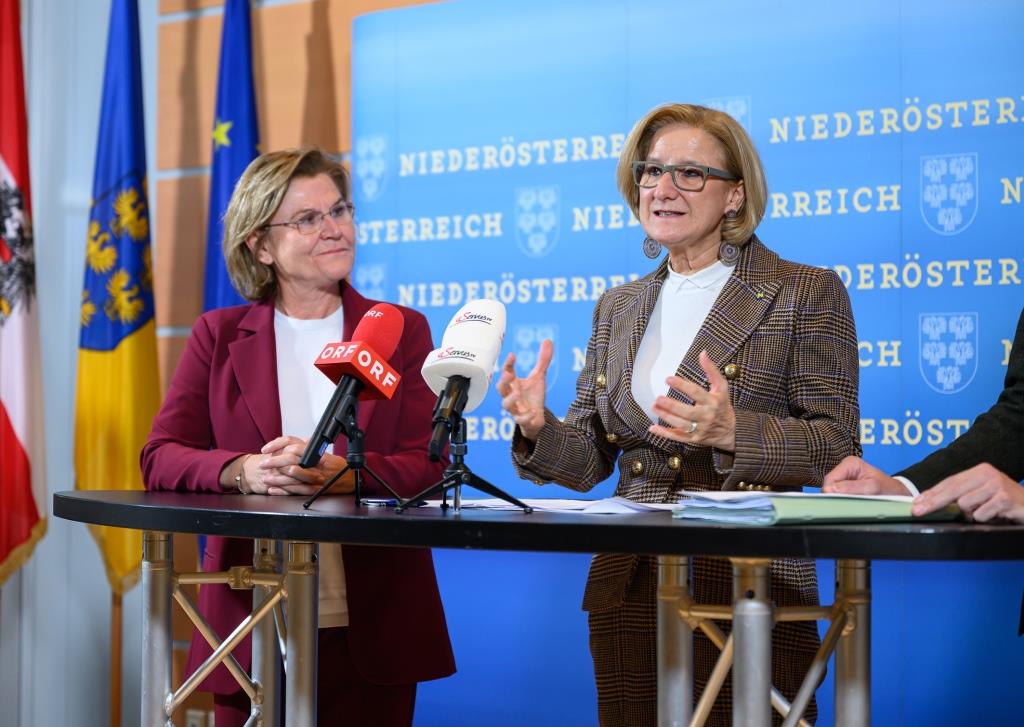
top-left (263, 201), bottom-right (355, 235)
top-left (631, 161), bottom-right (738, 192)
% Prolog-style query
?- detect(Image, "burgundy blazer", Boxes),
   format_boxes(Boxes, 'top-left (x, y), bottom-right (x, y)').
top-left (141, 282), bottom-right (455, 692)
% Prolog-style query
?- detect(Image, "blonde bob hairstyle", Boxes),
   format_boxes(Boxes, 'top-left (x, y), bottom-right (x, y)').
top-left (615, 103), bottom-right (767, 245)
top-left (223, 147), bottom-right (350, 301)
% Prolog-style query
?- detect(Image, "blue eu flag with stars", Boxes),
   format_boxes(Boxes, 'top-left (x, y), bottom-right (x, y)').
top-left (203, 0), bottom-right (259, 311)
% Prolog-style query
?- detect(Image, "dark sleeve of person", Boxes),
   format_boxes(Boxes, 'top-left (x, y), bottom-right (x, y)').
top-left (898, 307), bottom-right (1024, 490)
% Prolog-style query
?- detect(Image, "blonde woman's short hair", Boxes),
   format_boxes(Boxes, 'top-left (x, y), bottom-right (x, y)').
top-left (223, 148), bottom-right (350, 301)
top-left (615, 103), bottom-right (767, 245)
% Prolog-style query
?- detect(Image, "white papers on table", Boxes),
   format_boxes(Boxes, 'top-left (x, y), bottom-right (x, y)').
top-left (424, 496), bottom-right (676, 513)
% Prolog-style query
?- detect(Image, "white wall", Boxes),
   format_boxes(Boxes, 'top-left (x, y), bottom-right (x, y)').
top-left (0, 1), bottom-right (157, 725)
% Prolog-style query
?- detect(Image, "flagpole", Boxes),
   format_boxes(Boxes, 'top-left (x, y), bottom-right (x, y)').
top-left (111, 591), bottom-right (123, 727)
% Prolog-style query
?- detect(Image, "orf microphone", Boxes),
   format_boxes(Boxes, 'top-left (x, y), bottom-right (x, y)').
top-left (299, 303), bottom-right (404, 468)
top-left (421, 299), bottom-right (506, 460)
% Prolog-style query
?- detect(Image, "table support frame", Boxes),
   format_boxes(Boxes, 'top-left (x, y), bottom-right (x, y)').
top-left (655, 555), bottom-right (872, 727)
top-left (138, 532), bottom-right (318, 727)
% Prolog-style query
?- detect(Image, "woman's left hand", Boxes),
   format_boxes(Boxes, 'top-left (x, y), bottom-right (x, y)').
top-left (255, 435), bottom-right (355, 496)
top-left (649, 350), bottom-right (736, 452)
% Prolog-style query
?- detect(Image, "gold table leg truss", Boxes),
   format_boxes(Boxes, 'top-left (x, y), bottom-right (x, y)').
top-left (141, 532), bottom-right (318, 727)
top-left (656, 555), bottom-right (871, 727)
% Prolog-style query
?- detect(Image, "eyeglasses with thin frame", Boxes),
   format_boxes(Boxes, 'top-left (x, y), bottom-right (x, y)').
top-left (263, 201), bottom-right (355, 235)
top-left (631, 161), bottom-right (739, 192)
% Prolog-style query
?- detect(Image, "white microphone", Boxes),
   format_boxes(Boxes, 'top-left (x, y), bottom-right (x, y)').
top-left (421, 299), bottom-right (506, 459)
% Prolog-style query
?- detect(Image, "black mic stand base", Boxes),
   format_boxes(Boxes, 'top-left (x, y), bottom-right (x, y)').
top-left (397, 416), bottom-right (532, 514)
top-left (397, 464), bottom-right (533, 514)
top-left (302, 408), bottom-right (403, 509)
top-left (302, 462), bottom-right (404, 510)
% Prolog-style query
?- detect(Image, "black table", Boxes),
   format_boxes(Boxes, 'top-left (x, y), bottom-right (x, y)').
top-left (54, 490), bottom-right (1024, 727)
top-left (53, 489), bottom-right (1024, 558)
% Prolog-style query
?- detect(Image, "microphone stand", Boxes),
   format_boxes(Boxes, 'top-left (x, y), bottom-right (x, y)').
top-left (302, 402), bottom-right (403, 509)
top-left (397, 414), bottom-right (533, 514)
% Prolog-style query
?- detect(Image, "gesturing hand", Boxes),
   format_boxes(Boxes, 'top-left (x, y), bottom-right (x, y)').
top-left (495, 339), bottom-right (553, 442)
top-left (244, 435), bottom-right (354, 496)
top-left (649, 350), bottom-right (736, 452)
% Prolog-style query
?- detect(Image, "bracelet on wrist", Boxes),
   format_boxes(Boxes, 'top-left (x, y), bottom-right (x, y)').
top-left (234, 454), bottom-right (252, 494)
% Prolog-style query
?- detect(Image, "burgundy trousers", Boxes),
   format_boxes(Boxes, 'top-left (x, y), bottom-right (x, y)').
top-left (213, 627), bottom-right (417, 726)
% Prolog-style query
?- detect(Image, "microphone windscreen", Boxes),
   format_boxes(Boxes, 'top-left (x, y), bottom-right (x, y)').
top-left (421, 299), bottom-right (507, 412)
top-left (352, 303), bottom-right (405, 360)
top-left (440, 299), bottom-right (507, 348)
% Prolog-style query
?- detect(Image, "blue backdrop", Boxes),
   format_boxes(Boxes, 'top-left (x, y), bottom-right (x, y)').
top-left (350, 1), bottom-right (1024, 723)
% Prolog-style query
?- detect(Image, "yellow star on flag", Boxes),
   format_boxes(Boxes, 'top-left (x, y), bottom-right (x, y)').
top-left (212, 117), bottom-right (233, 149)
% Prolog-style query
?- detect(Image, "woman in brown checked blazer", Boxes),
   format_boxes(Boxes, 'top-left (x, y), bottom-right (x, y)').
top-left (497, 104), bottom-right (860, 726)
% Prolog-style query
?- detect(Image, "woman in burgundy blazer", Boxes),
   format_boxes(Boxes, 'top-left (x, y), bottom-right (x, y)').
top-left (141, 149), bottom-right (454, 726)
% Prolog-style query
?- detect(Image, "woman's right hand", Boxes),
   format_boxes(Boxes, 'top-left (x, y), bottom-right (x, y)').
top-left (496, 338), bottom-right (553, 442)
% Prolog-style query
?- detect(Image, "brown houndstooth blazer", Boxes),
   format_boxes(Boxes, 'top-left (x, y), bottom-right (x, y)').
top-left (512, 235), bottom-right (860, 637)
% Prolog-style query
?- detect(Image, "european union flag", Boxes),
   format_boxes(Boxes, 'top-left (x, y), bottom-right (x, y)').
top-left (204, 0), bottom-right (259, 310)
top-left (74, 0), bottom-right (159, 595)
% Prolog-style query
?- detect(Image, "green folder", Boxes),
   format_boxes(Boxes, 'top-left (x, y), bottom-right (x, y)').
top-left (672, 492), bottom-right (961, 526)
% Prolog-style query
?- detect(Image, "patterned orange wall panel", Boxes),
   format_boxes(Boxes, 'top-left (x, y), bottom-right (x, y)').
top-left (155, 176), bottom-right (207, 329)
top-left (157, 335), bottom-right (190, 397)
top-left (251, 0), bottom-right (345, 154)
top-left (158, 13), bottom-right (221, 170)
top-left (161, 0), bottom-right (222, 12)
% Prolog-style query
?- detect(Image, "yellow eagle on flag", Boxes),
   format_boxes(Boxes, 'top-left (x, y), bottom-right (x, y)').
top-left (111, 187), bottom-right (148, 241)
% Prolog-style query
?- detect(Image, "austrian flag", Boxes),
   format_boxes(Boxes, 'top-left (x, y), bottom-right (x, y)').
top-left (0, 0), bottom-right (47, 585)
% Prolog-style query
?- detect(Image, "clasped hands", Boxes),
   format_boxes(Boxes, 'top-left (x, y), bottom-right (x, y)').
top-left (235, 435), bottom-right (355, 496)
top-left (496, 340), bottom-right (736, 452)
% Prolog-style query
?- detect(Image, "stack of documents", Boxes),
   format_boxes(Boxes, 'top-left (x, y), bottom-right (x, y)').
top-left (672, 490), bottom-right (960, 526)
